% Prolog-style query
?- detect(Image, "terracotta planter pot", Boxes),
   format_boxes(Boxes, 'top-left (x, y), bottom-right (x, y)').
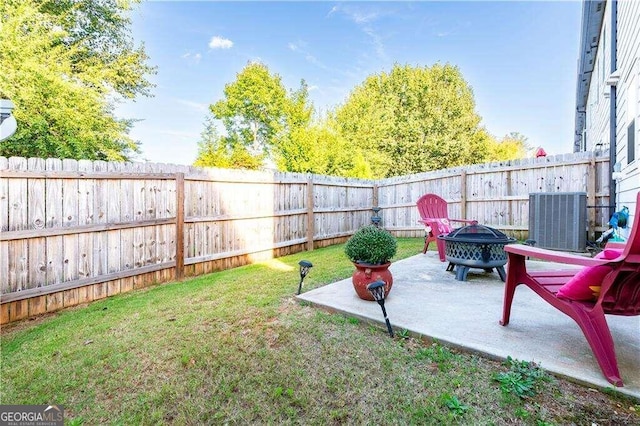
top-left (351, 262), bottom-right (393, 301)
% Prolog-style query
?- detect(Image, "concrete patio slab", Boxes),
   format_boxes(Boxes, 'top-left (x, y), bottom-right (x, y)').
top-left (297, 252), bottom-right (640, 400)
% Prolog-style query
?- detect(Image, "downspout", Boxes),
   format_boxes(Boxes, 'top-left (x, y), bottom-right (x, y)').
top-left (608, 0), bottom-right (618, 217)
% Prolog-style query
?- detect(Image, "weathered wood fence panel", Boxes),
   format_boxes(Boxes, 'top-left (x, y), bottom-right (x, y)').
top-left (378, 152), bottom-right (611, 240)
top-left (0, 151), bottom-right (611, 323)
top-left (312, 177), bottom-right (375, 242)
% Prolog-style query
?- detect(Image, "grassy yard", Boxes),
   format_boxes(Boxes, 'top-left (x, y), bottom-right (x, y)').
top-left (1, 238), bottom-right (638, 425)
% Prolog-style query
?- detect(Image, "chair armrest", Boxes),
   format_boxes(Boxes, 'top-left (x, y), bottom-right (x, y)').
top-left (505, 244), bottom-right (612, 267)
top-left (418, 218), bottom-right (443, 226)
top-left (449, 219), bottom-right (478, 225)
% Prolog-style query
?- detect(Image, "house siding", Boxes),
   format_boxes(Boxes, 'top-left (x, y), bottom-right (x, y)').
top-left (615, 0), bottom-right (639, 217)
top-left (581, 0), bottom-right (639, 220)
top-left (585, 6), bottom-right (611, 153)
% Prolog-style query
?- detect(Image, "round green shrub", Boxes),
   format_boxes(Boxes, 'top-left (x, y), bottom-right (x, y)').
top-left (344, 225), bottom-right (397, 264)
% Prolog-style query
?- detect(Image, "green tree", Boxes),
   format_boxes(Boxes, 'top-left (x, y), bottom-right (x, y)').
top-left (193, 115), bottom-right (263, 170)
top-left (276, 123), bottom-right (373, 178)
top-left (334, 63), bottom-right (494, 178)
top-left (0, 0), bottom-right (154, 160)
top-left (485, 132), bottom-right (530, 161)
top-left (207, 62), bottom-right (313, 169)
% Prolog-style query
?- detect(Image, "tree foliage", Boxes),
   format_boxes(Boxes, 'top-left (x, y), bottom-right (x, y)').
top-left (334, 63), bottom-right (497, 178)
top-left (193, 115), bottom-right (263, 170)
top-left (0, 0), bottom-right (154, 160)
top-left (199, 62), bottom-right (376, 177)
top-left (198, 62), bottom-right (528, 177)
top-left (276, 123), bottom-right (374, 178)
top-left (485, 132), bottom-right (530, 161)
top-left (208, 62), bottom-right (312, 165)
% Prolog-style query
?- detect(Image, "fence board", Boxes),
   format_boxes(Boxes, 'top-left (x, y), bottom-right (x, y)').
top-left (120, 165), bottom-right (135, 271)
top-left (63, 288), bottom-right (78, 308)
top-left (62, 159), bottom-right (79, 283)
top-left (0, 158), bottom-right (7, 288)
top-left (29, 295), bottom-right (47, 316)
top-left (78, 160), bottom-right (94, 280)
top-left (107, 162), bottom-right (122, 274)
top-left (0, 240), bottom-right (7, 294)
top-left (45, 159), bottom-right (63, 286)
top-left (156, 178), bottom-right (169, 282)
top-left (93, 161), bottom-right (108, 277)
top-left (8, 157), bottom-right (27, 231)
top-left (8, 240), bottom-right (27, 292)
top-left (0, 156), bottom-right (8, 232)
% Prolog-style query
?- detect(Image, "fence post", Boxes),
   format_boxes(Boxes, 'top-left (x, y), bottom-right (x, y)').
top-left (460, 171), bottom-right (467, 219)
top-left (306, 177), bottom-right (314, 251)
top-left (372, 183), bottom-right (379, 207)
top-left (506, 170), bottom-right (513, 229)
top-left (175, 173), bottom-right (185, 280)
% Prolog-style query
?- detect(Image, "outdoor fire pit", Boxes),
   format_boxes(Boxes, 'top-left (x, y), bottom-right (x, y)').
top-left (438, 224), bottom-right (516, 282)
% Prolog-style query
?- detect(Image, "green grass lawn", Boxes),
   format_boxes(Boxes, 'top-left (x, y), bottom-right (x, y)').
top-left (1, 238), bottom-right (638, 425)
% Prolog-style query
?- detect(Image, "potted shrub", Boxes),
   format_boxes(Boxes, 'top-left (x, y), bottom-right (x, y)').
top-left (344, 225), bottom-right (398, 301)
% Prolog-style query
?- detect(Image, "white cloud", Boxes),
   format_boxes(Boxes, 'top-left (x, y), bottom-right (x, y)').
top-left (174, 98), bottom-right (208, 113)
top-left (329, 4), bottom-right (382, 25)
top-left (327, 5), bottom-right (387, 60)
top-left (305, 54), bottom-right (321, 66)
top-left (352, 11), bottom-right (380, 24)
top-left (287, 40), bottom-right (329, 70)
top-left (181, 52), bottom-right (202, 64)
top-left (362, 26), bottom-right (386, 59)
top-left (161, 130), bottom-right (200, 141)
top-left (209, 36), bottom-right (233, 50)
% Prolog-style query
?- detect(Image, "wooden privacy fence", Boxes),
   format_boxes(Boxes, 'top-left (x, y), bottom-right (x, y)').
top-left (377, 151), bottom-right (612, 240)
top-left (0, 157), bottom-right (374, 323)
top-left (0, 151), bottom-right (610, 323)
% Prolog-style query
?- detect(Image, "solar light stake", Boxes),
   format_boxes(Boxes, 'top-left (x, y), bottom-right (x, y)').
top-left (367, 280), bottom-right (394, 337)
top-left (297, 260), bottom-right (313, 295)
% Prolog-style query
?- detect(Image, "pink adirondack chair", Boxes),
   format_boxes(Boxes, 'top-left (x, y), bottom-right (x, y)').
top-left (416, 194), bottom-right (477, 262)
top-left (500, 191), bottom-right (640, 387)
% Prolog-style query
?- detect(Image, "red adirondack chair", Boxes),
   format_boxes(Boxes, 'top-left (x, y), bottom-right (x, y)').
top-left (416, 194), bottom-right (477, 261)
top-left (500, 191), bottom-right (640, 387)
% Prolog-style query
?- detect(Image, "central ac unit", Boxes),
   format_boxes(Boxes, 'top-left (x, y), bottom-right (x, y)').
top-left (528, 192), bottom-right (587, 252)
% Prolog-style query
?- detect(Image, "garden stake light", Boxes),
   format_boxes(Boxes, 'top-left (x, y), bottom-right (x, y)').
top-left (297, 260), bottom-right (313, 295)
top-left (367, 280), bottom-right (394, 337)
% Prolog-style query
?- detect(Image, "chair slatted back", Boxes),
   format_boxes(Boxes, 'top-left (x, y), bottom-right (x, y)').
top-left (416, 194), bottom-right (449, 221)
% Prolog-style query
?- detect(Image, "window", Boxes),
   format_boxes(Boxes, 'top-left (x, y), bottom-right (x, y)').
top-left (629, 120), bottom-right (636, 163)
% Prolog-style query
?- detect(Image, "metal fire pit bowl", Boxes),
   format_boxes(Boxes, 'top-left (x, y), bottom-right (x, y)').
top-left (438, 224), bottom-right (516, 282)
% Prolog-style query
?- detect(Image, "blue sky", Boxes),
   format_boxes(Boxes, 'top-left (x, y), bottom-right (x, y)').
top-left (116, 1), bottom-right (583, 166)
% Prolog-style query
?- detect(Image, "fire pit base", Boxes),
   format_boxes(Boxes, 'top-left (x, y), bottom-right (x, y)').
top-left (446, 262), bottom-right (507, 282)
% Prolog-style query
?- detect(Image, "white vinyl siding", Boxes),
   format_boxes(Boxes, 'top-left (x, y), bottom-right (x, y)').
top-left (584, 8), bottom-right (610, 152)
top-left (582, 0), bottom-right (639, 215)
top-left (614, 0), bottom-right (640, 212)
